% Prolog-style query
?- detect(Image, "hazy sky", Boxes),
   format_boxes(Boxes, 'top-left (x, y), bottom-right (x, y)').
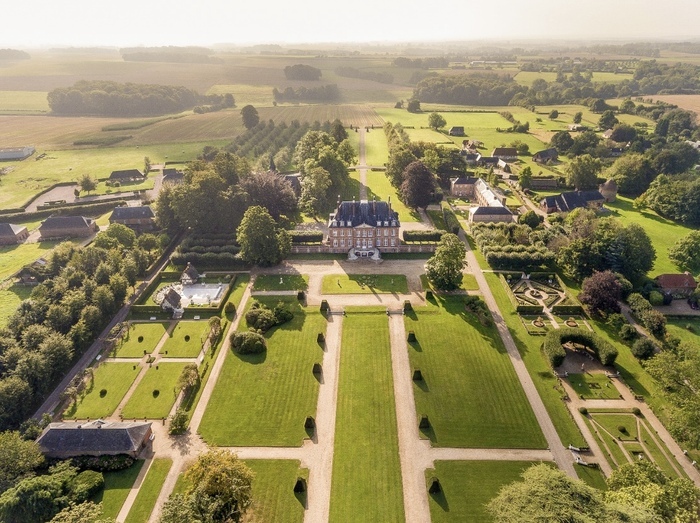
top-left (3, 0), bottom-right (700, 48)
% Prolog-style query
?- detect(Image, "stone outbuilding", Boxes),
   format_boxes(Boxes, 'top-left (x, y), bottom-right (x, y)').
top-left (37, 420), bottom-right (152, 459)
top-left (0, 223), bottom-right (29, 245)
top-left (39, 216), bottom-right (98, 240)
top-left (598, 179), bottom-right (618, 203)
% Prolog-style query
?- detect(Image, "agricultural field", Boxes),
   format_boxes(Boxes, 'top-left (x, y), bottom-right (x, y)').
top-left (514, 71), bottom-right (634, 86)
top-left (652, 94), bottom-right (700, 115)
top-left (330, 312), bottom-right (404, 523)
top-left (161, 321), bottom-right (207, 358)
top-left (0, 284), bottom-right (32, 328)
top-left (405, 296), bottom-right (546, 448)
top-left (113, 322), bottom-right (169, 358)
top-left (124, 458), bottom-right (173, 523)
top-left (0, 90), bottom-right (50, 113)
top-left (427, 461), bottom-right (543, 523)
top-left (322, 274), bottom-right (408, 294)
top-left (121, 363), bottom-right (188, 419)
top-left (64, 363), bottom-right (141, 420)
top-left (92, 460), bottom-right (145, 519)
top-left (0, 241), bottom-right (58, 282)
top-left (198, 298), bottom-right (326, 446)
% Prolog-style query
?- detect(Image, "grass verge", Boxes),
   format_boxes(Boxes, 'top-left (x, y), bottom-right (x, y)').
top-left (124, 458), bottom-right (173, 523)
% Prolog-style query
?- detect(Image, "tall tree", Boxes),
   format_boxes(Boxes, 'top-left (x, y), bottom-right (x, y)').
top-left (598, 110), bottom-right (619, 130)
top-left (425, 233), bottom-right (466, 290)
top-left (239, 171), bottom-right (297, 220)
top-left (518, 166), bottom-right (533, 189)
top-left (240, 105), bottom-right (259, 130)
top-left (78, 175), bottom-right (96, 195)
top-left (237, 206), bottom-right (290, 266)
top-left (0, 431), bottom-right (44, 493)
top-left (669, 230), bottom-right (700, 274)
top-left (578, 270), bottom-right (622, 314)
top-left (566, 154), bottom-right (602, 190)
top-left (427, 112), bottom-right (446, 131)
top-left (299, 166), bottom-right (332, 215)
top-left (400, 161), bottom-right (434, 209)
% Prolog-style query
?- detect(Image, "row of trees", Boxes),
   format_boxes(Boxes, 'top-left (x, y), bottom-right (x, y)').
top-left (413, 73), bottom-right (526, 105)
top-left (334, 66), bottom-right (393, 84)
top-left (272, 84), bottom-right (340, 102)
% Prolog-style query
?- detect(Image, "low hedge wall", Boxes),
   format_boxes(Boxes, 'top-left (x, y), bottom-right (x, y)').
top-left (542, 329), bottom-right (617, 368)
top-left (403, 230), bottom-right (445, 242)
top-left (0, 199), bottom-right (128, 223)
top-left (551, 304), bottom-right (584, 315)
top-left (170, 252), bottom-right (250, 269)
top-left (441, 203), bottom-right (462, 235)
top-left (290, 230), bottom-right (324, 244)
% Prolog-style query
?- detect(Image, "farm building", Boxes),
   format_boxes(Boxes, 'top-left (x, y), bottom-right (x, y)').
top-left (109, 169), bottom-right (146, 182)
top-left (0, 223), bottom-right (29, 245)
top-left (448, 126), bottom-right (465, 136)
top-left (460, 151), bottom-right (480, 165)
top-left (469, 206), bottom-right (513, 223)
top-left (568, 124), bottom-right (588, 132)
top-left (598, 179), bottom-right (618, 202)
top-left (451, 176), bottom-right (478, 197)
top-left (39, 216), bottom-right (98, 240)
top-left (0, 146), bottom-right (35, 161)
top-left (37, 420), bottom-right (152, 459)
top-left (491, 147), bottom-right (518, 162)
top-left (162, 168), bottom-right (184, 185)
top-left (476, 155), bottom-right (499, 168)
top-left (656, 273), bottom-right (698, 298)
top-left (327, 198), bottom-right (400, 259)
top-left (528, 177), bottom-right (559, 190)
top-left (540, 191), bottom-right (605, 214)
top-left (109, 205), bottom-right (155, 230)
top-left (532, 148), bottom-right (559, 163)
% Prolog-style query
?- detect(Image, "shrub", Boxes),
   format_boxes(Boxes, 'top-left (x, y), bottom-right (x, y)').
top-left (619, 324), bottom-right (638, 342)
top-left (225, 301), bottom-right (236, 314)
top-left (641, 309), bottom-right (667, 339)
top-left (632, 407), bottom-right (641, 416)
top-left (138, 336), bottom-right (144, 343)
top-left (70, 470), bottom-right (105, 501)
top-left (70, 455), bottom-right (135, 472)
top-left (617, 425), bottom-right (627, 434)
top-left (99, 389), bottom-right (107, 398)
top-left (403, 230), bottom-right (445, 242)
top-left (578, 407), bottom-right (588, 415)
top-left (184, 335), bottom-right (190, 342)
top-left (649, 290), bottom-right (664, 306)
top-left (273, 301), bottom-right (294, 324)
top-left (607, 313), bottom-right (626, 330)
top-left (320, 300), bottom-right (330, 313)
top-left (169, 407), bottom-right (188, 435)
top-left (231, 331), bottom-right (267, 354)
top-left (245, 303), bottom-right (277, 331)
top-left (631, 337), bottom-right (657, 360)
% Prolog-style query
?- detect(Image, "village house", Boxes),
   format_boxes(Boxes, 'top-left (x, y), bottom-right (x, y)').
top-left (162, 168), bottom-right (184, 185)
top-left (37, 420), bottom-right (152, 459)
top-left (161, 287), bottom-right (184, 318)
top-left (532, 148), bottom-right (559, 164)
top-left (540, 190), bottom-right (605, 214)
top-left (450, 176), bottom-right (478, 197)
top-left (109, 169), bottom-right (146, 183)
top-left (39, 216), bottom-right (98, 240)
top-left (327, 198), bottom-right (400, 259)
top-left (109, 205), bottom-right (156, 231)
top-left (491, 147), bottom-right (518, 162)
top-left (0, 146), bottom-right (35, 161)
top-left (181, 262), bottom-right (200, 285)
top-left (0, 223), bottom-right (29, 245)
top-left (656, 273), bottom-right (698, 298)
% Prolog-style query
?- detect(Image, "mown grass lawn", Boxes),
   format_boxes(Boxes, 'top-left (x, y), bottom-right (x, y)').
top-left (406, 296), bottom-right (546, 448)
top-left (92, 460), bottom-right (145, 519)
top-left (0, 284), bottom-right (32, 328)
top-left (198, 298), bottom-right (325, 446)
top-left (253, 274), bottom-right (308, 291)
top-left (65, 363), bottom-right (141, 419)
top-left (565, 373), bottom-right (620, 400)
top-left (246, 460), bottom-right (306, 523)
top-left (363, 170), bottom-right (419, 223)
top-left (666, 318), bottom-right (700, 346)
top-left (121, 363), bottom-right (187, 419)
top-left (124, 458), bottom-right (172, 523)
top-left (322, 274), bottom-right (408, 295)
top-left (161, 321), bottom-right (207, 358)
top-left (330, 311), bottom-right (404, 523)
top-left (0, 241), bottom-right (58, 282)
top-left (427, 461), bottom-right (542, 522)
top-left (420, 273), bottom-right (479, 292)
top-left (114, 322), bottom-right (169, 358)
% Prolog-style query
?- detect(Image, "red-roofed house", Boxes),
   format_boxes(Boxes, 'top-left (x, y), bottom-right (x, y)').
top-left (656, 273), bottom-right (698, 298)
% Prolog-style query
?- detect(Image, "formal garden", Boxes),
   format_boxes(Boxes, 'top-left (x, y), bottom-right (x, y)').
top-left (121, 363), bottom-right (188, 419)
top-left (321, 274), bottom-right (408, 294)
top-left (64, 363), bottom-right (142, 420)
top-left (112, 322), bottom-right (169, 358)
top-left (159, 321), bottom-right (208, 358)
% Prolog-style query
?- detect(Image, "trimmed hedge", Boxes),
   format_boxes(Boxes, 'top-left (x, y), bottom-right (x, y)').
top-left (403, 230), bottom-right (445, 242)
top-left (290, 230), bottom-right (324, 244)
top-left (499, 275), bottom-right (544, 314)
top-left (551, 303), bottom-right (584, 315)
top-left (542, 329), bottom-right (618, 368)
top-left (441, 203), bottom-right (462, 234)
top-left (170, 251), bottom-right (250, 269)
top-left (0, 199), bottom-right (128, 223)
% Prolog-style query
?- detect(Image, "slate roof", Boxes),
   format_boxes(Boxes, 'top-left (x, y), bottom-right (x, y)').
top-left (109, 169), bottom-right (145, 180)
top-left (452, 176), bottom-right (478, 186)
top-left (111, 206), bottom-right (155, 220)
top-left (0, 223), bottom-right (27, 238)
top-left (656, 273), bottom-right (697, 290)
top-left (533, 148), bottom-right (559, 161)
top-left (329, 200), bottom-right (399, 228)
top-left (491, 147), bottom-right (518, 157)
top-left (477, 155), bottom-right (499, 165)
top-left (40, 216), bottom-right (94, 230)
top-left (162, 169), bottom-right (184, 184)
top-left (37, 421), bottom-right (151, 456)
top-left (162, 288), bottom-right (182, 309)
top-left (471, 206), bottom-right (513, 215)
top-left (542, 191), bottom-right (604, 213)
top-left (181, 262), bottom-right (199, 283)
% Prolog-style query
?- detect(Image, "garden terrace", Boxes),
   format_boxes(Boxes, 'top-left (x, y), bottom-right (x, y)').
top-left (121, 363), bottom-right (188, 419)
top-left (330, 311), bottom-right (404, 522)
top-left (405, 296), bottom-right (546, 448)
top-left (64, 363), bottom-right (141, 420)
top-left (198, 298), bottom-right (325, 446)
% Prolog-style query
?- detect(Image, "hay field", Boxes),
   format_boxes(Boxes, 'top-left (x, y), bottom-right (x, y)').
top-left (652, 95), bottom-right (700, 116)
top-left (0, 91), bottom-right (50, 113)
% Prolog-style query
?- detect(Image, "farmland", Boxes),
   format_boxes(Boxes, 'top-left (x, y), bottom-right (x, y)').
top-left (0, 241), bottom-right (58, 282)
top-left (0, 285), bottom-right (31, 328)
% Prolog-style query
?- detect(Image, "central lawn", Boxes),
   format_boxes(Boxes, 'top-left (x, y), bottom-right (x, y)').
top-left (114, 322), bottom-right (169, 358)
top-left (0, 284), bottom-right (32, 328)
top-left (161, 321), bottom-right (206, 358)
top-left (253, 274), bottom-right (309, 291)
top-left (124, 458), bottom-right (172, 523)
top-left (92, 460), bottom-right (145, 519)
top-left (592, 413), bottom-right (638, 441)
top-left (121, 363), bottom-right (187, 419)
top-left (427, 461), bottom-right (542, 523)
top-left (330, 312), bottom-right (404, 523)
top-left (362, 128), bottom-right (389, 167)
top-left (199, 298), bottom-right (325, 446)
top-left (65, 363), bottom-right (141, 419)
top-left (606, 196), bottom-right (696, 277)
top-left (0, 240), bottom-right (58, 283)
top-left (406, 296), bottom-right (546, 448)
top-left (322, 274), bottom-right (408, 294)
top-left (565, 373), bottom-right (621, 400)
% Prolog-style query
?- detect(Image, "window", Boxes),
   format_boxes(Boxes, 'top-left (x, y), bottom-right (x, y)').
top-left (391, 229), bottom-right (396, 236)
top-left (357, 240), bottom-right (362, 248)
top-left (340, 230), bottom-right (344, 237)
top-left (384, 239), bottom-right (388, 246)
top-left (332, 230), bottom-right (337, 237)
top-left (362, 230), bottom-right (367, 237)
top-left (368, 230), bottom-right (373, 237)
top-left (376, 239), bottom-right (381, 247)
top-left (356, 230), bottom-right (361, 237)
top-left (384, 229), bottom-right (388, 236)
top-left (391, 239), bottom-right (396, 247)
top-left (341, 239), bottom-right (345, 247)
top-left (333, 240), bottom-right (338, 247)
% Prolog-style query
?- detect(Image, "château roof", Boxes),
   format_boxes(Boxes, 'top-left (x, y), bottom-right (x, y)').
top-left (329, 199), bottom-right (399, 228)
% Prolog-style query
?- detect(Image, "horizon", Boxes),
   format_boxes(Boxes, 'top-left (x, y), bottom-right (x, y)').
top-left (3, 0), bottom-right (700, 49)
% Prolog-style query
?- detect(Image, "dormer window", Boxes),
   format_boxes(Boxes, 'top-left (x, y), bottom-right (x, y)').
top-left (384, 221), bottom-right (388, 226)
top-left (377, 220), bottom-right (381, 226)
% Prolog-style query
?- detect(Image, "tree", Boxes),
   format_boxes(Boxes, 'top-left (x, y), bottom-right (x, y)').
top-left (168, 408), bottom-right (188, 436)
top-left (598, 110), bottom-right (619, 130)
top-left (299, 166), bottom-right (332, 215)
top-left (578, 270), bottom-right (622, 314)
top-left (240, 171), bottom-right (297, 220)
top-left (619, 99), bottom-right (636, 114)
top-left (519, 210), bottom-right (540, 229)
top-left (49, 502), bottom-right (114, 523)
top-left (566, 154), bottom-right (602, 190)
top-left (0, 431), bottom-right (44, 492)
top-left (178, 450), bottom-right (254, 523)
top-left (425, 233), bottom-right (466, 290)
top-left (669, 231), bottom-right (700, 273)
top-left (518, 166), bottom-right (533, 189)
top-left (631, 337), bottom-right (657, 359)
top-left (330, 119), bottom-right (347, 143)
top-left (487, 464), bottom-right (655, 522)
top-left (406, 99), bottom-right (421, 113)
top-left (79, 174), bottom-right (96, 195)
top-left (385, 146), bottom-right (417, 188)
top-left (102, 223), bottom-right (135, 248)
top-left (143, 156), bottom-right (151, 174)
top-left (240, 105), bottom-right (259, 130)
top-left (550, 131), bottom-right (574, 153)
top-left (609, 123), bottom-right (636, 143)
top-left (177, 364), bottom-right (200, 394)
top-left (549, 109), bottom-right (559, 119)
top-left (400, 161), bottom-right (434, 209)
top-left (237, 206), bottom-right (290, 266)
top-left (573, 111), bottom-right (583, 124)
top-left (606, 153), bottom-right (654, 196)
top-left (427, 112), bottom-right (446, 131)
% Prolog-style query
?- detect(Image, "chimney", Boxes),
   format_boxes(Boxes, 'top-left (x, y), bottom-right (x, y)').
top-left (388, 196), bottom-right (392, 214)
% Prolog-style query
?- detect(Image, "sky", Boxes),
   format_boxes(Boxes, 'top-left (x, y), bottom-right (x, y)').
top-left (3, 0), bottom-right (700, 48)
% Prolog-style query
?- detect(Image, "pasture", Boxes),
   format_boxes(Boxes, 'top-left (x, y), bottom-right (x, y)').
top-left (124, 458), bottom-right (173, 523)
top-left (330, 311), bottom-right (404, 523)
top-left (198, 298), bottom-right (325, 446)
top-left (405, 296), bottom-right (546, 448)
top-left (114, 322), bottom-right (169, 358)
top-left (93, 460), bottom-right (145, 519)
top-left (427, 461), bottom-right (543, 523)
top-left (0, 284), bottom-right (31, 328)
top-left (161, 321), bottom-right (207, 358)
top-left (65, 362), bottom-right (141, 420)
top-left (0, 241), bottom-right (59, 282)
top-left (322, 274), bottom-right (408, 294)
top-left (0, 91), bottom-right (50, 113)
top-left (121, 363), bottom-right (188, 419)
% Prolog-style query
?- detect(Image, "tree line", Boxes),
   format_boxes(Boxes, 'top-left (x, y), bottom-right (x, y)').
top-left (334, 66), bottom-right (393, 84)
top-left (272, 84), bottom-right (340, 102)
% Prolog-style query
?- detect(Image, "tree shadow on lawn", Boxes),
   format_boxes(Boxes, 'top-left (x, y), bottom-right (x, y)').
top-left (430, 489), bottom-right (450, 512)
top-left (420, 425), bottom-right (438, 445)
top-left (408, 340), bottom-right (422, 352)
top-left (441, 298), bottom-right (508, 355)
top-left (233, 350), bottom-right (267, 365)
top-left (413, 378), bottom-right (430, 392)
